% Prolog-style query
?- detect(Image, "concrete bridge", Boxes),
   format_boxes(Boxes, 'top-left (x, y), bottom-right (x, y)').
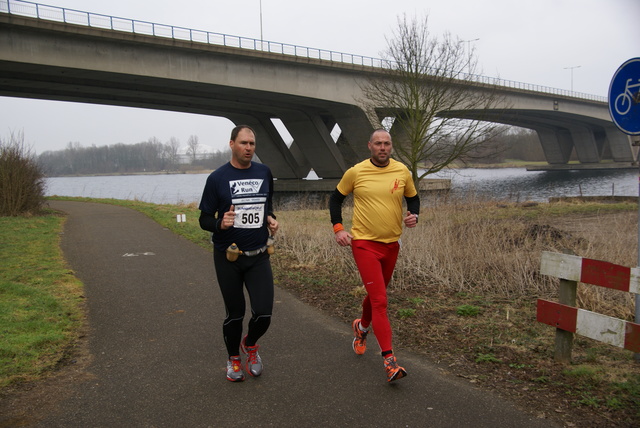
top-left (0, 1), bottom-right (634, 187)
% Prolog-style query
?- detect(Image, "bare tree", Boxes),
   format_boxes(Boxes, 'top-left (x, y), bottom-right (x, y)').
top-left (359, 14), bottom-right (506, 184)
top-left (500, 128), bottom-right (546, 162)
top-left (165, 137), bottom-right (181, 170)
top-left (186, 135), bottom-right (199, 164)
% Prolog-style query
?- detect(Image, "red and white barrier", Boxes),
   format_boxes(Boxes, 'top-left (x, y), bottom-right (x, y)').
top-left (540, 251), bottom-right (639, 294)
top-left (537, 251), bottom-right (640, 353)
top-left (537, 300), bottom-right (640, 352)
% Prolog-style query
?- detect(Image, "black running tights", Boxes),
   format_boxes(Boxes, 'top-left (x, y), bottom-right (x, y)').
top-left (213, 249), bottom-right (273, 358)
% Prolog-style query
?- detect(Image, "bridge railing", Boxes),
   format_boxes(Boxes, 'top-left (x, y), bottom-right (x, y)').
top-left (0, 0), bottom-right (606, 103)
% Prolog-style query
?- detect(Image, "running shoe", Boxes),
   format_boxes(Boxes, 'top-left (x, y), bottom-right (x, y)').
top-left (241, 336), bottom-right (263, 377)
top-left (384, 355), bottom-right (407, 382)
top-left (352, 318), bottom-right (368, 355)
top-left (226, 356), bottom-right (245, 382)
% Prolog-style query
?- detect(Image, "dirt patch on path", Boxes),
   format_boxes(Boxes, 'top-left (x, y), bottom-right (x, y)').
top-left (0, 331), bottom-right (93, 427)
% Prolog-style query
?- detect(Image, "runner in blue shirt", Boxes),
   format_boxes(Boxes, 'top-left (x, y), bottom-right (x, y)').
top-left (199, 125), bottom-right (278, 382)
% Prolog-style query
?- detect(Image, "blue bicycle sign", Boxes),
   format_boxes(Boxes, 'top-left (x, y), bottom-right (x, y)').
top-left (614, 77), bottom-right (640, 116)
top-left (609, 57), bottom-right (640, 135)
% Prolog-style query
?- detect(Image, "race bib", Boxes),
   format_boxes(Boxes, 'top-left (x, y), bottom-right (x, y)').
top-left (233, 204), bottom-right (264, 229)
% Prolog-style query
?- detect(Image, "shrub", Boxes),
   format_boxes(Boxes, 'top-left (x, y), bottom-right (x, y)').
top-left (475, 353), bottom-right (502, 363)
top-left (397, 308), bottom-right (417, 318)
top-left (456, 304), bottom-right (481, 317)
top-left (0, 131), bottom-right (46, 216)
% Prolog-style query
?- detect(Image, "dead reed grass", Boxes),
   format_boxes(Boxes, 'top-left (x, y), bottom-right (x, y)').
top-left (273, 197), bottom-right (637, 320)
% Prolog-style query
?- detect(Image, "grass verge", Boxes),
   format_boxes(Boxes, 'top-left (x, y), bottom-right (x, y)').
top-left (0, 213), bottom-right (84, 388)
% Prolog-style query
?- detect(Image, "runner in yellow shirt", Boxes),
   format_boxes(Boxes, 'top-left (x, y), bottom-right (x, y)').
top-left (329, 128), bottom-right (420, 382)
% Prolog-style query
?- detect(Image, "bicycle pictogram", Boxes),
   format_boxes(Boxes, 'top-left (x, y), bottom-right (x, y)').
top-left (609, 58), bottom-right (640, 136)
top-left (614, 77), bottom-right (640, 116)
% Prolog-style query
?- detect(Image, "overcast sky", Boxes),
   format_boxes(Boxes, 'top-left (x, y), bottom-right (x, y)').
top-left (1, 0), bottom-right (638, 154)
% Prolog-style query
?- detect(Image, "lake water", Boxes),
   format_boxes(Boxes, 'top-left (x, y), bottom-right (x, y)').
top-left (45, 173), bottom-right (210, 205)
top-left (432, 167), bottom-right (638, 202)
top-left (45, 168), bottom-right (639, 205)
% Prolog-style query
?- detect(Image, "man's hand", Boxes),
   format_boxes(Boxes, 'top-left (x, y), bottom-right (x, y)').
top-left (221, 205), bottom-right (235, 230)
top-left (335, 229), bottom-right (353, 247)
top-left (267, 215), bottom-right (279, 236)
top-left (404, 211), bottom-right (418, 228)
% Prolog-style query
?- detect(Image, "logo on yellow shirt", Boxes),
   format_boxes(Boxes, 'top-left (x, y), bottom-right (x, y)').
top-left (391, 178), bottom-right (400, 193)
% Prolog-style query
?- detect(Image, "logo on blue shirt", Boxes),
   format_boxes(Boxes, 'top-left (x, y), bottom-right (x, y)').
top-left (230, 179), bottom-right (264, 195)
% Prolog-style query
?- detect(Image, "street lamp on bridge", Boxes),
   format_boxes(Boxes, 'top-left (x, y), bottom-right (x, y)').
top-left (259, 0), bottom-right (264, 50)
top-left (564, 65), bottom-right (581, 93)
top-left (459, 38), bottom-right (479, 76)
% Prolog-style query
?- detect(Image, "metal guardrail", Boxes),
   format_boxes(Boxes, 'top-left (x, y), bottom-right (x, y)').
top-left (0, 0), bottom-right (607, 103)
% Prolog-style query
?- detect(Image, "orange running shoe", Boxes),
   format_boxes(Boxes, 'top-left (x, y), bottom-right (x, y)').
top-left (351, 319), bottom-right (368, 355)
top-left (384, 355), bottom-right (407, 382)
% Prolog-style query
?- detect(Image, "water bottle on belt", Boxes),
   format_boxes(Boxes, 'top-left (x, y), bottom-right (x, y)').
top-left (226, 243), bottom-right (242, 261)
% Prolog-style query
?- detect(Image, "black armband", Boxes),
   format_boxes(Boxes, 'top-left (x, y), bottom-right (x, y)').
top-left (405, 194), bottom-right (420, 217)
top-left (199, 211), bottom-right (218, 233)
top-left (329, 188), bottom-right (347, 225)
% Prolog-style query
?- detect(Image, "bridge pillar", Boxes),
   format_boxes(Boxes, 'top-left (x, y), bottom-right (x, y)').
top-left (279, 110), bottom-right (347, 178)
top-left (602, 125), bottom-right (636, 163)
top-left (567, 125), bottom-right (601, 163)
top-left (331, 105), bottom-right (375, 164)
top-left (318, 115), bottom-right (360, 168)
top-left (388, 121), bottom-right (411, 149)
top-left (534, 128), bottom-right (574, 164)
top-left (224, 113), bottom-right (310, 179)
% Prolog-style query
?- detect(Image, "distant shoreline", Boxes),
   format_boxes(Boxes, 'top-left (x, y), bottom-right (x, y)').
top-left (44, 169), bottom-right (212, 178)
top-left (44, 160), bottom-right (638, 178)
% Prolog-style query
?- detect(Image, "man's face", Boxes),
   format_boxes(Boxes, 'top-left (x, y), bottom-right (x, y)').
top-left (368, 131), bottom-right (393, 166)
top-left (230, 128), bottom-right (256, 167)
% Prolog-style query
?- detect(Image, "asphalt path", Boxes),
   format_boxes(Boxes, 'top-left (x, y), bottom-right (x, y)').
top-left (20, 200), bottom-right (556, 427)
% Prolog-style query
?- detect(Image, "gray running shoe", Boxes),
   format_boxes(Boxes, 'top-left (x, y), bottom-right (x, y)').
top-left (226, 356), bottom-right (245, 382)
top-left (241, 336), bottom-right (263, 377)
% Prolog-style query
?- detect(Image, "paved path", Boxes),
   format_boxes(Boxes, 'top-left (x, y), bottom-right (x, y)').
top-left (23, 201), bottom-right (555, 427)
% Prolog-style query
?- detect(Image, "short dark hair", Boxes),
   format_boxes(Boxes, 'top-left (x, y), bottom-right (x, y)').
top-left (230, 125), bottom-right (256, 141)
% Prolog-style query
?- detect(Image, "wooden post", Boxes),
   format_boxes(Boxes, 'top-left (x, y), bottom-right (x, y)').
top-left (554, 277), bottom-right (577, 363)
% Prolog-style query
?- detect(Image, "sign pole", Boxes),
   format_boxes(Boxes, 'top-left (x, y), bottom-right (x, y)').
top-left (636, 135), bottom-right (640, 362)
top-left (608, 57), bottom-right (640, 362)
